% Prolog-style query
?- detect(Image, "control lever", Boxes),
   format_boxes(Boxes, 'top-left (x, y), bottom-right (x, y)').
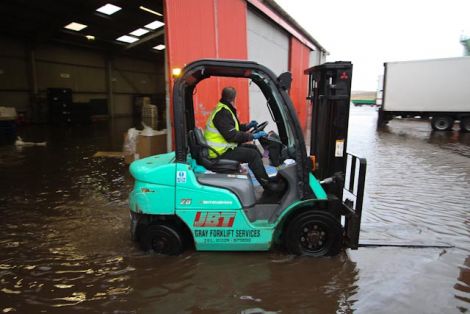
top-left (320, 172), bottom-right (344, 185)
top-left (320, 177), bottom-right (334, 185)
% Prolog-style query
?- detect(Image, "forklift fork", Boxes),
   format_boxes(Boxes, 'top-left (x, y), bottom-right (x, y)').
top-left (342, 154), bottom-right (367, 249)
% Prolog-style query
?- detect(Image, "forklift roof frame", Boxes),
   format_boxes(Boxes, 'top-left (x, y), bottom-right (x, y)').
top-left (172, 59), bottom-right (313, 199)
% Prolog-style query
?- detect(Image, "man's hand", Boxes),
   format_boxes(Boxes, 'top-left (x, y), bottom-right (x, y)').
top-left (252, 131), bottom-right (267, 140)
top-left (246, 120), bottom-right (258, 129)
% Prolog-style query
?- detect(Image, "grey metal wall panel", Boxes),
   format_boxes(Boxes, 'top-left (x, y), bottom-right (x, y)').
top-left (0, 92), bottom-right (29, 111)
top-left (309, 50), bottom-right (319, 67)
top-left (247, 9), bottom-right (289, 130)
top-left (0, 39), bottom-right (30, 110)
top-left (247, 9), bottom-right (289, 75)
top-left (36, 62), bottom-right (106, 92)
top-left (0, 37), bottom-right (164, 116)
top-left (309, 48), bottom-right (327, 67)
top-left (0, 57), bottom-right (29, 90)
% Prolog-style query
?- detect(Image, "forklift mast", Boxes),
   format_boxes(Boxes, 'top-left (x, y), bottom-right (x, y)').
top-left (305, 62), bottom-right (366, 249)
top-left (306, 62), bottom-right (352, 197)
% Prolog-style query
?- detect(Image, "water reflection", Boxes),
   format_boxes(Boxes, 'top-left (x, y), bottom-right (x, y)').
top-left (0, 111), bottom-right (469, 313)
top-left (132, 252), bottom-right (359, 313)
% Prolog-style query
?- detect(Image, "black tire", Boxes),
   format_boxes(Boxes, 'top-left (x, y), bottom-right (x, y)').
top-left (285, 211), bottom-right (343, 257)
top-left (141, 224), bottom-right (184, 255)
top-left (431, 116), bottom-right (454, 131)
top-left (377, 109), bottom-right (390, 127)
top-left (460, 117), bottom-right (470, 132)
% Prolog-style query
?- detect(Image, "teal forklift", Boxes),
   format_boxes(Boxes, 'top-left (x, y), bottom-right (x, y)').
top-left (129, 59), bottom-right (366, 257)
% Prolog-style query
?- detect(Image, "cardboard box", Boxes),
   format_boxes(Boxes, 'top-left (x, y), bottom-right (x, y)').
top-left (124, 153), bottom-right (139, 164)
top-left (123, 130), bottom-right (167, 164)
top-left (137, 133), bottom-right (167, 158)
top-left (142, 97), bottom-right (152, 105)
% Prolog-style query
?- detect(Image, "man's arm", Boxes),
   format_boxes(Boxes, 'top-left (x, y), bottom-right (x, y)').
top-left (239, 123), bottom-right (248, 132)
top-left (213, 108), bottom-right (253, 143)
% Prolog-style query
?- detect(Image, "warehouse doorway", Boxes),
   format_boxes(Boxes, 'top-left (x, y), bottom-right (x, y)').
top-left (0, 1), bottom-right (168, 149)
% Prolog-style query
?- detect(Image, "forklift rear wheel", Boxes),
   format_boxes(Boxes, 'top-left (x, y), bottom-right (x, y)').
top-left (141, 224), bottom-right (184, 255)
top-left (460, 117), bottom-right (470, 132)
top-left (285, 211), bottom-right (343, 257)
top-left (431, 116), bottom-right (454, 131)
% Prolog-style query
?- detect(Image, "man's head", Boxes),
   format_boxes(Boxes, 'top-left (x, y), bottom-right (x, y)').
top-left (221, 87), bottom-right (237, 104)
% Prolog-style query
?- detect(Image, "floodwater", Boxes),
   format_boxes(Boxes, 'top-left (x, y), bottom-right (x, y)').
top-left (0, 106), bottom-right (469, 313)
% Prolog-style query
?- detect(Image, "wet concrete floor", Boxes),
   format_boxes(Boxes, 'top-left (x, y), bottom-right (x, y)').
top-left (0, 106), bottom-right (469, 313)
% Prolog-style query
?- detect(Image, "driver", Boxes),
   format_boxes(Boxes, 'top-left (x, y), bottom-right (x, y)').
top-left (204, 86), bottom-right (284, 192)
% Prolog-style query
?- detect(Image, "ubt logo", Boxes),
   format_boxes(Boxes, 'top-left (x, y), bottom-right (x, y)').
top-left (194, 211), bottom-right (236, 227)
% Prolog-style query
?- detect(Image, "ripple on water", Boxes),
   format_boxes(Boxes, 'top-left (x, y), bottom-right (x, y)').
top-left (0, 111), bottom-right (469, 313)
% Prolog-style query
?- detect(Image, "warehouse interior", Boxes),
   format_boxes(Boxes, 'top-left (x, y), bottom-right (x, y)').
top-left (0, 0), bottom-right (167, 133)
top-left (0, 0), bottom-right (327, 156)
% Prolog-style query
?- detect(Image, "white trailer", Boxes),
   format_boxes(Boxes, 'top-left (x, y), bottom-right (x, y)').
top-left (378, 57), bottom-right (470, 131)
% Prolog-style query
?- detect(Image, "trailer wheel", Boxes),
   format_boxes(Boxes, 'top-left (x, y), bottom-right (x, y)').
top-left (460, 117), bottom-right (470, 132)
top-left (285, 211), bottom-right (343, 257)
top-left (431, 116), bottom-right (454, 131)
top-left (141, 224), bottom-right (184, 255)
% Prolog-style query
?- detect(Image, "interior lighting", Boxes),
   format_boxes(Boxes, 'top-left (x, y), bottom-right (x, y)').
top-left (96, 4), bottom-right (122, 15)
top-left (153, 44), bottom-right (165, 51)
top-left (85, 35), bottom-right (96, 41)
top-left (64, 22), bottom-right (87, 32)
top-left (145, 20), bottom-right (164, 30)
top-left (130, 28), bottom-right (149, 37)
top-left (139, 6), bottom-right (163, 16)
top-left (116, 35), bottom-right (139, 43)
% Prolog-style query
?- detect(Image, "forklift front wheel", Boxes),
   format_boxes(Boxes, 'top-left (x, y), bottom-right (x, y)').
top-left (141, 224), bottom-right (184, 255)
top-left (285, 211), bottom-right (343, 257)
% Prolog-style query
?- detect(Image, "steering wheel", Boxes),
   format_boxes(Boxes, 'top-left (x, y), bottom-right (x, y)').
top-left (252, 121), bottom-right (268, 133)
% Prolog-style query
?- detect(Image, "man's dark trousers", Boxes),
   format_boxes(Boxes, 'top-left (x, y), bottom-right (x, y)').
top-left (219, 146), bottom-right (269, 182)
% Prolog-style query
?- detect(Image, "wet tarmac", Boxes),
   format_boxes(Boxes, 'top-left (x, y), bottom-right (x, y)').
top-left (0, 106), bottom-right (469, 313)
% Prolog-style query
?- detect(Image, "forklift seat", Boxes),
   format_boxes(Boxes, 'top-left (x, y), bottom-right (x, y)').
top-left (188, 128), bottom-right (241, 173)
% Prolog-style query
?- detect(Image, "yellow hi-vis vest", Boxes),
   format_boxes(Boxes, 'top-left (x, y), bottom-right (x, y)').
top-left (204, 102), bottom-right (239, 158)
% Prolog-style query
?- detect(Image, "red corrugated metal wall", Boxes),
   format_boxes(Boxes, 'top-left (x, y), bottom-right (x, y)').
top-left (289, 37), bottom-right (310, 130)
top-left (164, 0), bottom-right (249, 129)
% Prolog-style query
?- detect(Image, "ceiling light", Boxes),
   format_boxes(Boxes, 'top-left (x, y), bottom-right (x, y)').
top-left (153, 44), bottom-right (165, 50)
top-left (86, 35), bottom-right (95, 41)
top-left (130, 28), bottom-right (149, 37)
top-left (116, 35), bottom-right (139, 43)
top-left (139, 6), bottom-right (163, 16)
top-left (145, 20), bottom-right (164, 30)
top-left (64, 22), bottom-right (87, 32)
top-left (96, 3), bottom-right (122, 15)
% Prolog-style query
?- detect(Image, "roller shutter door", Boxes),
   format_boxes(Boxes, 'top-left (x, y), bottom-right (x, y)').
top-left (247, 8), bottom-right (289, 130)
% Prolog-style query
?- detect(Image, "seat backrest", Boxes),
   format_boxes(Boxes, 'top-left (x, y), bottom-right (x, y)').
top-left (193, 128), bottom-right (211, 159)
top-left (188, 129), bottom-right (201, 161)
top-left (187, 127), bottom-right (241, 173)
top-left (188, 128), bottom-right (215, 168)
